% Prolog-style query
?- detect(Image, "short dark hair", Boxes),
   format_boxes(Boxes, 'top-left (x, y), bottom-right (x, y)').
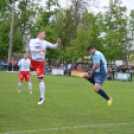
top-left (87, 45), bottom-right (94, 51)
top-left (37, 30), bottom-right (45, 35)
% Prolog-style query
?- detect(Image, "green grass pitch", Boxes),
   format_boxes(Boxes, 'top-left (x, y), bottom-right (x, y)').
top-left (0, 71), bottom-right (134, 134)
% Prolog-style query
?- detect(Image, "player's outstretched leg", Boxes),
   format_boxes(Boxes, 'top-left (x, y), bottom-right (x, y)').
top-left (38, 77), bottom-right (45, 105)
top-left (94, 83), bottom-right (113, 107)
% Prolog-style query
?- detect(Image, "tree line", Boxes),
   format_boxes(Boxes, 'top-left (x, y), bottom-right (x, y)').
top-left (0, 0), bottom-right (134, 64)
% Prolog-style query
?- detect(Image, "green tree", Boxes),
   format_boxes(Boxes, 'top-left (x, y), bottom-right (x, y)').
top-left (128, 10), bottom-right (134, 62)
top-left (102, 1), bottom-right (128, 62)
top-left (69, 27), bottom-right (89, 62)
top-left (45, 0), bottom-right (60, 13)
top-left (54, 8), bottom-right (75, 62)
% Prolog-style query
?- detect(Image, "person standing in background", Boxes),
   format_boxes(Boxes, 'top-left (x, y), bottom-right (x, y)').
top-left (17, 53), bottom-right (32, 94)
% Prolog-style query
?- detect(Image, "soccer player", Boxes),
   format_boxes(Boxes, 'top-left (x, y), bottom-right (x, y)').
top-left (30, 30), bottom-right (61, 105)
top-left (17, 53), bottom-right (32, 94)
top-left (83, 45), bottom-right (113, 107)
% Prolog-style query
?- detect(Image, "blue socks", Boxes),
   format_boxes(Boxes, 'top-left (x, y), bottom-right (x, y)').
top-left (88, 78), bottom-right (95, 85)
top-left (98, 89), bottom-right (110, 100)
top-left (87, 79), bottom-right (109, 100)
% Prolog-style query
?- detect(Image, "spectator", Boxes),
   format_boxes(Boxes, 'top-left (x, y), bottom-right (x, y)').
top-left (121, 65), bottom-right (127, 72)
top-left (74, 63), bottom-right (77, 70)
top-left (13, 61), bottom-right (19, 71)
top-left (4, 62), bottom-right (8, 71)
top-left (116, 65), bottom-right (120, 72)
top-left (77, 63), bottom-right (82, 70)
top-left (55, 61), bottom-right (60, 69)
top-left (82, 64), bottom-right (86, 71)
top-left (68, 63), bottom-right (72, 76)
top-left (0, 60), bottom-right (5, 70)
top-left (60, 62), bottom-right (63, 69)
top-left (71, 63), bottom-right (75, 69)
top-left (111, 65), bottom-right (116, 78)
top-left (7, 63), bottom-right (12, 71)
top-left (111, 65), bottom-right (115, 71)
top-left (63, 61), bottom-right (68, 75)
top-left (44, 63), bottom-right (50, 75)
top-left (126, 66), bottom-right (133, 72)
top-left (107, 65), bottom-right (112, 80)
top-left (89, 64), bottom-right (93, 70)
top-left (85, 64), bottom-right (89, 72)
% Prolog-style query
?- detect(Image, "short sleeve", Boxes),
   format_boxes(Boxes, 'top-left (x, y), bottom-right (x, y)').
top-left (93, 54), bottom-right (100, 64)
top-left (90, 55), bottom-right (92, 59)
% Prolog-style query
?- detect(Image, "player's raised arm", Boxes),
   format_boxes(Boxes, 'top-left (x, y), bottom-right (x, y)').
top-left (46, 38), bottom-right (61, 49)
top-left (84, 56), bottom-right (91, 60)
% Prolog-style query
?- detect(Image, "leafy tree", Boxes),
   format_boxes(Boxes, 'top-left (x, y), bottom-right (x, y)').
top-left (128, 10), bottom-right (134, 62)
top-left (102, 1), bottom-right (128, 62)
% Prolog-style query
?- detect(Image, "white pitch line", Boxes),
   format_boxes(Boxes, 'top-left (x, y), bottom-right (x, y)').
top-left (1, 122), bottom-right (134, 134)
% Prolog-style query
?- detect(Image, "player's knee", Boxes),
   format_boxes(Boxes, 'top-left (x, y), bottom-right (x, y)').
top-left (94, 88), bottom-right (99, 93)
top-left (38, 77), bottom-right (43, 82)
top-left (83, 73), bottom-right (88, 79)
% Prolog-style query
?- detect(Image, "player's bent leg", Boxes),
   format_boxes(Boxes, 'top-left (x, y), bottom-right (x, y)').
top-left (94, 83), bottom-right (113, 107)
top-left (83, 72), bottom-right (95, 85)
top-left (94, 83), bottom-right (110, 100)
top-left (83, 73), bottom-right (90, 79)
top-left (38, 77), bottom-right (45, 105)
top-left (94, 83), bottom-right (101, 93)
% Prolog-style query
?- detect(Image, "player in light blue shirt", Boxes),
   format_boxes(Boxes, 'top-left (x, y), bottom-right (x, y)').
top-left (83, 45), bottom-right (113, 107)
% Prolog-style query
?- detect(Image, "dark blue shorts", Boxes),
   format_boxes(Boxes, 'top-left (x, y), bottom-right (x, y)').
top-left (88, 71), bottom-right (107, 86)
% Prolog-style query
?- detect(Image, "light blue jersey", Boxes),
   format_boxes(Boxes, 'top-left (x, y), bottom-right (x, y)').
top-left (90, 50), bottom-right (107, 73)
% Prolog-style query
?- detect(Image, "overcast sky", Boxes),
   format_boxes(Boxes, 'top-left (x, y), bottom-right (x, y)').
top-left (41, 0), bottom-right (134, 15)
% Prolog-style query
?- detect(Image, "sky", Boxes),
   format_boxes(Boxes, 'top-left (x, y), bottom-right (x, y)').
top-left (41, 0), bottom-right (134, 15)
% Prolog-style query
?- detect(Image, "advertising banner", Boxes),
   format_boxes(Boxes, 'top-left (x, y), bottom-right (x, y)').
top-left (114, 72), bottom-right (132, 82)
top-left (52, 69), bottom-right (64, 76)
top-left (71, 70), bottom-right (85, 78)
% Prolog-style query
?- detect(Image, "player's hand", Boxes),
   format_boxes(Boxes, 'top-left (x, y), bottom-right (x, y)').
top-left (57, 38), bottom-right (61, 45)
top-left (84, 56), bottom-right (89, 59)
top-left (39, 49), bottom-right (45, 52)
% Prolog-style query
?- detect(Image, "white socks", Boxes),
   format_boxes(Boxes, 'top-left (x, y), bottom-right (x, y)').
top-left (18, 82), bottom-right (32, 91)
top-left (39, 82), bottom-right (45, 99)
top-left (18, 82), bottom-right (22, 90)
top-left (28, 82), bottom-right (32, 91)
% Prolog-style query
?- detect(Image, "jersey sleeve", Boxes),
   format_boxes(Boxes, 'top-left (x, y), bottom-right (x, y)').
top-left (89, 55), bottom-right (92, 59)
top-left (93, 54), bottom-right (100, 64)
top-left (45, 41), bottom-right (60, 49)
top-left (30, 39), bottom-right (39, 52)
